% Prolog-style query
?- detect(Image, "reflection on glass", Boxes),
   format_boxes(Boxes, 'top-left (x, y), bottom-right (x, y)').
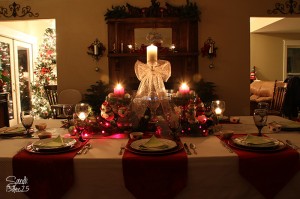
top-left (18, 48), bottom-right (31, 112)
top-left (0, 41), bottom-right (13, 119)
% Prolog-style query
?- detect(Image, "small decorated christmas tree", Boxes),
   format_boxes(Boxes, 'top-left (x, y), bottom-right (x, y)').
top-left (31, 28), bottom-right (57, 118)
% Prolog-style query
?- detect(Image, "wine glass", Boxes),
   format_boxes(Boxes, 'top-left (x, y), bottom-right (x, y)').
top-left (20, 111), bottom-right (34, 137)
top-left (257, 102), bottom-right (269, 111)
top-left (74, 103), bottom-right (90, 142)
top-left (253, 108), bottom-right (268, 136)
top-left (147, 91), bottom-right (160, 123)
top-left (162, 99), bottom-right (181, 140)
top-left (63, 104), bottom-right (74, 121)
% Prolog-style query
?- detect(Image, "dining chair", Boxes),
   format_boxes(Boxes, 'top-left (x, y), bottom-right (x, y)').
top-left (268, 81), bottom-right (287, 116)
top-left (44, 85), bottom-right (65, 119)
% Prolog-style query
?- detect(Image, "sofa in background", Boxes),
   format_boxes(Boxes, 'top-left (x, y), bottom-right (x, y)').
top-left (250, 80), bottom-right (275, 115)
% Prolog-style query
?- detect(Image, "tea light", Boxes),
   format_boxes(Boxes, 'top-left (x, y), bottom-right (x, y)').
top-left (179, 83), bottom-right (190, 94)
top-left (78, 112), bottom-right (87, 120)
top-left (215, 107), bottom-right (222, 115)
top-left (114, 83), bottom-right (125, 96)
top-left (147, 44), bottom-right (157, 64)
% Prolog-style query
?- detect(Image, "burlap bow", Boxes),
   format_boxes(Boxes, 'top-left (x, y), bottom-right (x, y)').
top-left (134, 60), bottom-right (171, 97)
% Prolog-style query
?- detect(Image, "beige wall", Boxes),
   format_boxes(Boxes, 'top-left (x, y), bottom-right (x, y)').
top-left (0, 0), bottom-right (288, 116)
top-left (251, 33), bottom-right (300, 81)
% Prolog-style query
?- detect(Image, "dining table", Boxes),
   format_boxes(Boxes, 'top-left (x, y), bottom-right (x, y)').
top-left (1, 115), bottom-right (300, 199)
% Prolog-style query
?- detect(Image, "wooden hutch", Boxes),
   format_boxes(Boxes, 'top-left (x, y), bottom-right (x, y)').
top-left (105, 0), bottom-right (200, 90)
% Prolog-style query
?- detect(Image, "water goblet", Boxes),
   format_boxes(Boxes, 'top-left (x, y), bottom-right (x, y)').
top-left (20, 111), bottom-right (34, 137)
top-left (63, 104), bottom-right (74, 122)
top-left (211, 100), bottom-right (225, 132)
top-left (253, 108), bottom-right (268, 136)
top-left (147, 91), bottom-right (160, 123)
top-left (74, 103), bottom-right (90, 142)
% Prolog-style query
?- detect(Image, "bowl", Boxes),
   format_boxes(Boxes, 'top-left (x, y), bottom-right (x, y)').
top-left (230, 116), bottom-right (240, 123)
top-left (268, 122), bottom-right (282, 132)
top-left (35, 123), bottom-right (47, 131)
top-left (130, 132), bottom-right (144, 140)
top-left (38, 131), bottom-right (52, 139)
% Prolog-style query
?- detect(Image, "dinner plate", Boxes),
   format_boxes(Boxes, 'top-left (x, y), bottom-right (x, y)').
top-left (25, 140), bottom-right (82, 154)
top-left (232, 136), bottom-right (280, 149)
top-left (130, 138), bottom-right (177, 152)
top-left (228, 139), bottom-right (286, 152)
top-left (126, 143), bottom-right (183, 155)
top-left (32, 137), bottom-right (77, 151)
top-left (0, 127), bottom-right (26, 137)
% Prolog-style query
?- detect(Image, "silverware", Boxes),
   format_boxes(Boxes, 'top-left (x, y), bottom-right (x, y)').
top-left (77, 143), bottom-right (90, 155)
top-left (83, 143), bottom-right (92, 154)
top-left (286, 140), bottom-right (300, 150)
top-left (189, 143), bottom-right (197, 154)
top-left (119, 143), bottom-right (125, 155)
top-left (184, 143), bottom-right (192, 155)
top-left (220, 140), bottom-right (233, 153)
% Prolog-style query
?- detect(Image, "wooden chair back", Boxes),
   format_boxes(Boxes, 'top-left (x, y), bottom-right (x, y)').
top-left (44, 85), bottom-right (58, 106)
top-left (269, 81), bottom-right (287, 115)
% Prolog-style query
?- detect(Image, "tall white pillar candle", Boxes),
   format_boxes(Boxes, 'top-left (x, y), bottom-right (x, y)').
top-left (147, 44), bottom-right (157, 65)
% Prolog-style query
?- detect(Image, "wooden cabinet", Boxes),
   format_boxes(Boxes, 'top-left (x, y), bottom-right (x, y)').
top-left (107, 17), bottom-right (199, 90)
top-left (0, 93), bottom-right (9, 127)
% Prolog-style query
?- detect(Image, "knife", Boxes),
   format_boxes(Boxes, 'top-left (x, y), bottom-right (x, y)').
top-left (184, 143), bottom-right (192, 155)
top-left (286, 140), bottom-right (299, 150)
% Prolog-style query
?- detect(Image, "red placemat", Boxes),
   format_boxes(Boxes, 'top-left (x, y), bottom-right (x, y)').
top-left (219, 134), bottom-right (300, 199)
top-left (13, 139), bottom-right (88, 199)
top-left (122, 136), bottom-right (187, 199)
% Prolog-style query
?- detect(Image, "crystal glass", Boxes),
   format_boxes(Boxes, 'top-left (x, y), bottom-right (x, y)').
top-left (74, 103), bottom-right (90, 142)
top-left (253, 108), bottom-right (268, 136)
top-left (20, 111), bottom-right (34, 137)
top-left (147, 91), bottom-right (160, 123)
top-left (161, 99), bottom-right (180, 140)
top-left (257, 102), bottom-right (269, 111)
top-left (63, 104), bottom-right (74, 121)
top-left (211, 100), bottom-right (225, 116)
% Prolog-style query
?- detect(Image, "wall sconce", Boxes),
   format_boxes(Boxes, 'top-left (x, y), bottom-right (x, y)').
top-left (87, 39), bottom-right (106, 72)
top-left (87, 39), bottom-right (106, 61)
top-left (201, 37), bottom-right (217, 69)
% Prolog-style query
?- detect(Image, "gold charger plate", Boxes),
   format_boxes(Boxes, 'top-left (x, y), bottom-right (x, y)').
top-left (130, 138), bottom-right (177, 152)
top-left (25, 140), bottom-right (82, 154)
top-left (228, 139), bottom-right (286, 152)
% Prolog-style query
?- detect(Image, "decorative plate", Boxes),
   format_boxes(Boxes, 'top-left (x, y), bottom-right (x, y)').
top-left (25, 140), bottom-right (81, 154)
top-left (130, 138), bottom-right (177, 152)
top-left (126, 143), bottom-right (183, 156)
top-left (228, 139), bottom-right (286, 152)
top-left (232, 136), bottom-right (280, 149)
top-left (32, 137), bottom-right (77, 151)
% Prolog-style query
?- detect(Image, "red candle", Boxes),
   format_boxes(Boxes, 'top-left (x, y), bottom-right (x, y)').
top-left (114, 83), bottom-right (124, 96)
top-left (179, 83), bottom-right (190, 94)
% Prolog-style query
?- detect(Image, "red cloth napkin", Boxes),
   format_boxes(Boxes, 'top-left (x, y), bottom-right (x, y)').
top-left (122, 137), bottom-right (187, 199)
top-left (220, 134), bottom-right (300, 199)
top-left (13, 139), bottom-right (88, 199)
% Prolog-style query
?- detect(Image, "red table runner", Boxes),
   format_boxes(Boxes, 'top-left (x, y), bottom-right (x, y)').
top-left (122, 137), bottom-right (188, 199)
top-left (13, 140), bottom-right (88, 199)
top-left (220, 134), bottom-right (300, 199)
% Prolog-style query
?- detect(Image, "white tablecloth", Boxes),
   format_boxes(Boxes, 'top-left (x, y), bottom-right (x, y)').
top-left (1, 116), bottom-right (300, 199)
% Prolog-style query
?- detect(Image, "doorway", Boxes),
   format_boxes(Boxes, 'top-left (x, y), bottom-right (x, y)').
top-left (0, 19), bottom-right (56, 126)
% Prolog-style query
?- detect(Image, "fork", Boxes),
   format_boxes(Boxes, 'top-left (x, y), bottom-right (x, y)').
top-left (119, 143), bottom-right (125, 155)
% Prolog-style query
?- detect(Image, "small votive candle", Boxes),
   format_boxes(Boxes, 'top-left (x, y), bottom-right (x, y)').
top-left (179, 83), bottom-right (190, 94)
top-left (114, 83), bottom-right (125, 96)
top-left (215, 107), bottom-right (222, 115)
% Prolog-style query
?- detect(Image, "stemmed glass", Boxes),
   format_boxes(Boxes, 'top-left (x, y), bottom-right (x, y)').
top-left (20, 111), bottom-right (34, 137)
top-left (74, 103), bottom-right (90, 142)
top-left (63, 104), bottom-right (74, 122)
top-left (253, 108), bottom-right (268, 136)
top-left (211, 100), bottom-right (225, 132)
top-left (147, 91), bottom-right (160, 123)
top-left (162, 98), bottom-right (180, 140)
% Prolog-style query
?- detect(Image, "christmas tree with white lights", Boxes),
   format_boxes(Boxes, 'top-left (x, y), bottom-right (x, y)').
top-left (31, 28), bottom-right (57, 118)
